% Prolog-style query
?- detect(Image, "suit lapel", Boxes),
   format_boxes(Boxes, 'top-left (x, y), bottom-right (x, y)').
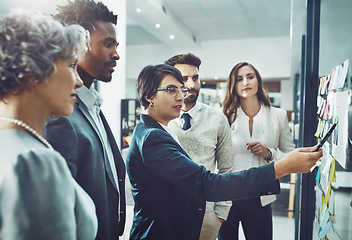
top-left (76, 97), bottom-right (119, 192)
top-left (141, 114), bottom-right (164, 130)
top-left (141, 114), bottom-right (190, 157)
top-left (263, 106), bottom-right (271, 146)
top-left (76, 97), bottom-right (103, 141)
top-left (100, 112), bottom-right (125, 184)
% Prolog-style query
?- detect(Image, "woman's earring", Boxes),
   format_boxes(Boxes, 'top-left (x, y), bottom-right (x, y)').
top-left (149, 102), bottom-right (155, 107)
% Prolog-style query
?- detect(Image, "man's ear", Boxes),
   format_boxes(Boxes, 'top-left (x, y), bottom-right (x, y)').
top-left (86, 48), bottom-right (92, 55)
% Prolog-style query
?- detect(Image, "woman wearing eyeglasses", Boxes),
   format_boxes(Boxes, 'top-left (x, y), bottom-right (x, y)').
top-left (126, 64), bottom-right (322, 240)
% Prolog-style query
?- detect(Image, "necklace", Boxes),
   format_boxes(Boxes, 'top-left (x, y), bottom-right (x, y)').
top-left (0, 116), bottom-right (53, 150)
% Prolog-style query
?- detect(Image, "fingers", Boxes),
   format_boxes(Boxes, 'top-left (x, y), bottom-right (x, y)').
top-left (246, 142), bottom-right (267, 157)
top-left (298, 148), bottom-right (323, 173)
top-left (246, 142), bottom-right (261, 153)
top-left (246, 142), bottom-right (257, 150)
top-left (275, 146), bottom-right (323, 177)
top-left (246, 142), bottom-right (261, 150)
top-left (298, 146), bottom-right (323, 171)
top-left (297, 146), bottom-right (322, 160)
top-left (297, 145), bottom-right (319, 153)
top-left (311, 149), bottom-right (323, 159)
top-left (246, 142), bottom-right (258, 147)
top-left (309, 151), bottom-right (323, 168)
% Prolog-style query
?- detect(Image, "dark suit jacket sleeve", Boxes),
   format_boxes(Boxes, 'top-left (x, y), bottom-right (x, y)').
top-left (140, 129), bottom-right (280, 202)
top-left (44, 117), bottom-right (79, 178)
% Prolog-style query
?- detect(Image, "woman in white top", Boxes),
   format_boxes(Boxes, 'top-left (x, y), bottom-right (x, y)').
top-left (219, 62), bottom-right (295, 240)
top-left (0, 9), bottom-right (97, 239)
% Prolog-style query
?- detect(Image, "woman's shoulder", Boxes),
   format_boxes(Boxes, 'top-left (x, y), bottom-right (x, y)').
top-left (134, 120), bottom-right (172, 145)
top-left (135, 119), bottom-right (165, 135)
top-left (265, 106), bottom-right (289, 124)
top-left (267, 106), bottom-right (287, 116)
top-left (0, 131), bottom-right (70, 177)
top-left (0, 130), bottom-right (64, 167)
top-left (0, 147), bottom-right (73, 198)
top-left (15, 148), bottom-right (69, 175)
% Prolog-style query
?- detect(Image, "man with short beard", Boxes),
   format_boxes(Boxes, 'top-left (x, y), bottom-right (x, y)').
top-left (44, 1), bottom-right (126, 239)
top-left (166, 53), bottom-right (234, 240)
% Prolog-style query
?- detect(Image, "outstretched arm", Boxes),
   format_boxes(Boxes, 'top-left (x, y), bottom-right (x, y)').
top-left (274, 145), bottom-right (322, 179)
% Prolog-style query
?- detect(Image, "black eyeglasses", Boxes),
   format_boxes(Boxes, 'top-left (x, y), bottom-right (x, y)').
top-left (157, 86), bottom-right (190, 98)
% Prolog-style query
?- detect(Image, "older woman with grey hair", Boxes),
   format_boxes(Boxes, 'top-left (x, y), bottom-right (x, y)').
top-left (0, 9), bottom-right (97, 239)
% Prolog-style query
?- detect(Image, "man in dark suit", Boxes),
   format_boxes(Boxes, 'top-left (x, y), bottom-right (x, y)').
top-left (44, 1), bottom-right (126, 239)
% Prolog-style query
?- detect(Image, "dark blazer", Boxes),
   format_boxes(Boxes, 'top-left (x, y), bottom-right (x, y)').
top-left (44, 96), bottom-right (126, 240)
top-left (126, 114), bottom-right (280, 240)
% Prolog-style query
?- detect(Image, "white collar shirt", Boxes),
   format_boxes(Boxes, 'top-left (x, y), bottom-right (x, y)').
top-left (76, 85), bottom-right (121, 220)
top-left (174, 101), bottom-right (201, 129)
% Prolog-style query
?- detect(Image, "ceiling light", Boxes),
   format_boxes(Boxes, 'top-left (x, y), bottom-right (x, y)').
top-left (155, 24), bottom-right (160, 28)
top-left (136, 8), bottom-right (141, 13)
top-left (169, 35), bottom-right (175, 40)
top-left (214, 77), bottom-right (218, 80)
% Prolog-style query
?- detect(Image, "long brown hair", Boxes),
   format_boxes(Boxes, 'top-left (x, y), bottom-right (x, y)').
top-left (222, 62), bottom-right (271, 125)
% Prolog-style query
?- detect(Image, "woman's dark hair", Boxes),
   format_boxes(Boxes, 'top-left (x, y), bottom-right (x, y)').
top-left (222, 62), bottom-right (270, 125)
top-left (137, 64), bottom-right (184, 109)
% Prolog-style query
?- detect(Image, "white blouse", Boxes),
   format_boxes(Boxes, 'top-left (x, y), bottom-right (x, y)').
top-left (230, 104), bottom-right (295, 206)
top-left (231, 105), bottom-right (266, 172)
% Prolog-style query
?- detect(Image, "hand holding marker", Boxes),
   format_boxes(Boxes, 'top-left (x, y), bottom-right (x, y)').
top-left (310, 123), bottom-right (337, 171)
top-left (316, 123), bottom-right (337, 151)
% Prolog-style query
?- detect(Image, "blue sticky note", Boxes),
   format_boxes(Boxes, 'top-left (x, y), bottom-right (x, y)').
top-left (316, 165), bottom-right (321, 182)
top-left (318, 218), bottom-right (333, 238)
